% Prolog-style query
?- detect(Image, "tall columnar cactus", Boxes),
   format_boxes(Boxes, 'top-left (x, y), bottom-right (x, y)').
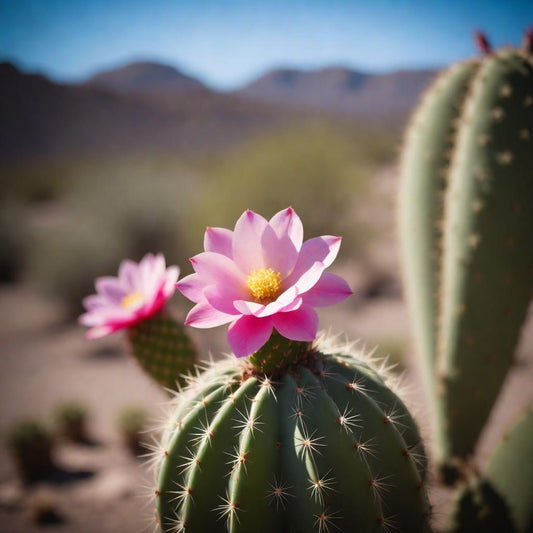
top-left (153, 339), bottom-right (431, 533)
top-left (399, 36), bottom-right (533, 476)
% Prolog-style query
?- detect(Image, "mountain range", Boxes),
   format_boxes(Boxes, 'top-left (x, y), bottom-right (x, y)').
top-left (0, 60), bottom-right (437, 161)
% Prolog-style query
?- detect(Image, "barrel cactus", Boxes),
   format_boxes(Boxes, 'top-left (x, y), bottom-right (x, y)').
top-left (152, 336), bottom-right (430, 533)
top-left (144, 207), bottom-right (431, 532)
top-left (398, 33), bottom-right (533, 477)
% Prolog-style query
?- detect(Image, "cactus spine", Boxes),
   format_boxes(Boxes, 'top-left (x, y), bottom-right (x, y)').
top-left (399, 43), bottom-right (533, 474)
top-left (153, 340), bottom-right (431, 532)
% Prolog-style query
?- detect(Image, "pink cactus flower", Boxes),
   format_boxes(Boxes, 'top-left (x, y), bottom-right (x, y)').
top-left (79, 253), bottom-right (179, 339)
top-left (177, 207), bottom-right (352, 357)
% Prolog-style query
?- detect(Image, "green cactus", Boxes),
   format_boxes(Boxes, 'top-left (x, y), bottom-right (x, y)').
top-left (399, 42), bottom-right (533, 474)
top-left (127, 312), bottom-right (197, 391)
top-left (484, 408), bottom-right (533, 533)
top-left (450, 408), bottom-right (533, 533)
top-left (152, 338), bottom-right (431, 533)
top-left (450, 478), bottom-right (515, 533)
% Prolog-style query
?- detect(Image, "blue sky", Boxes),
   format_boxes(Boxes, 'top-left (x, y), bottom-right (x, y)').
top-left (1, 0), bottom-right (531, 89)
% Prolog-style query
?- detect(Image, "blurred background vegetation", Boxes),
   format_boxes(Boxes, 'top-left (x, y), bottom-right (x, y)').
top-left (1, 117), bottom-right (398, 317)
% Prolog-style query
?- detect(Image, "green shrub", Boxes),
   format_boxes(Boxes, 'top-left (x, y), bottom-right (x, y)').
top-left (117, 406), bottom-right (148, 455)
top-left (53, 400), bottom-right (88, 442)
top-left (7, 419), bottom-right (54, 482)
top-left (189, 122), bottom-right (391, 255)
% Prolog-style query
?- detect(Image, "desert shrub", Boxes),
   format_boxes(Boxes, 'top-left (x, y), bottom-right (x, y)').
top-left (0, 159), bottom-right (73, 204)
top-left (25, 155), bottom-right (198, 317)
top-left (0, 201), bottom-right (28, 282)
top-left (53, 400), bottom-right (88, 442)
top-left (189, 121), bottom-right (392, 255)
top-left (7, 419), bottom-right (55, 483)
top-left (26, 215), bottom-right (129, 316)
top-left (117, 406), bottom-right (148, 455)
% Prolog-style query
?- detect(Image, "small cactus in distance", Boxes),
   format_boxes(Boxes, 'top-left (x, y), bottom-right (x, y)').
top-left (53, 400), bottom-right (88, 442)
top-left (398, 30), bottom-right (533, 478)
top-left (118, 406), bottom-right (148, 455)
top-left (7, 419), bottom-right (55, 483)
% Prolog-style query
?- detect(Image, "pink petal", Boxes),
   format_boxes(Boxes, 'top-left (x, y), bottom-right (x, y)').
top-left (260, 223), bottom-right (299, 278)
top-left (86, 325), bottom-right (117, 339)
top-left (288, 260), bottom-right (325, 296)
top-left (204, 285), bottom-right (242, 315)
top-left (204, 227), bottom-right (234, 257)
top-left (272, 305), bottom-right (319, 342)
top-left (118, 260), bottom-right (140, 291)
top-left (161, 266), bottom-right (180, 298)
top-left (139, 253), bottom-right (164, 294)
top-left (185, 300), bottom-right (235, 328)
top-left (233, 295), bottom-right (302, 317)
top-left (269, 207), bottom-right (303, 251)
top-left (302, 272), bottom-right (352, 307)
top-left (81, 294), bottom-right (108, 311)
top-left (95, 277), bottom-right (128, 303)
top-left (232, 210), bottom-right (268, 274)
top-left (79, 306), bottom-right (132, 327)
top-left (284, 236), bottom-right (342, 286)
top-left (227, 315), bottom-right (274, 357)
top-left (176, 273), bottom-right (208, 303)
top-left (190, 252), bottom-right (246, 293)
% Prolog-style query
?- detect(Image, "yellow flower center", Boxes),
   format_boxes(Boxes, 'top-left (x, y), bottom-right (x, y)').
top-left (121, 292), bottom-right (144, 308)
top-left (247, 268), bottom-right (282, 301)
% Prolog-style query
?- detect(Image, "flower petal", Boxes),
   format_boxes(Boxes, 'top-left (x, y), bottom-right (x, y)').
top-left (185, 300), bottom-right (236, 328)
top-left (176, 273), bottom-right (208, 303)
top-left (81, 294), bottom-right (109, 311)
top-left (204, 227), bottom-right (234, 258)
top-left (302, 272), bottom-right (352, 307)
top-left (86, 325), bottom-right (117, 339)
top-left (118, 260), bottom-right (140, 291)
top-left (204, 285), bottom-right (242, 315)
top-left (190, 252), bottom-right (247, 294)
top-left (95, 277), bottom-right (128, 303)
top-left (227, 315), bottom-right (274, 357)
top-left (273, 305), bottom-right (319, 341)
top-left (232, 210), bottom-right (268, 274)
top-left (233, 294), bottom-right (302, 317)
top-left (289, 260), bottom-right (325, 296)
top-left (161, 266), bottom-right (180, 298)
top-left (285, 236), bottom-right (342, 286)
top-left (269, 207), bottom-right (303, 251)
top-left (260, 223), bottom-right (299, 278)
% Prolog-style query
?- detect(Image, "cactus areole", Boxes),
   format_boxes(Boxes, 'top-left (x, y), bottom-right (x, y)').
top-left (154, 338), bottom-right (430, 533)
